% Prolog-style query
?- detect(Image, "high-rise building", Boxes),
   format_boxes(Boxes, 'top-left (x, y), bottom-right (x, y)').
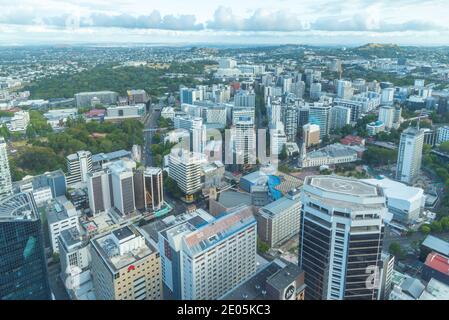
top-left (257, 189), bottom-right (301, 248)
top-left (0, 137), bottom-right (12, 200)
top-left (310, 82), bottom-right (322, 100)
top-left (396, 127), bottom-right (425, 185)
top-left (299, 176), bottom-right (387, 300)
top-left (87, 170), bottom-right (112, 215)
top-left (381, 88), bottom-right (395, 106)
top-left (297, 106), bottom-right (310, 128)
top-left (90, 225), bottom-right (162, 300)
top-left (169, 148), bottom-right (204, 197)
top-left (270, 122), bottom-right (287, 155)
top-left (0, 192), bottom-right (51, 300)
top-left (144, 167), bottom-right (164, 212)
top-left (330, 105), bottom-right (351, 131)
top-left (303, 124), bottom-right (321, 148)
top-left (268, 100), bottom-right (282, 126)
top-left (232, 118), bottom-right (256, 165)
top-left (66, 151), bottom-right (93, 186)
top-left (282, 104), bottom-right (298, 142)
top-left (336, 80), bottom-right (353, 100)
top-left (437, 126), bottom-right (449, 145)
top-left (333, 99), bottom-right (363, 122)
top-left (174, 116), bottom-right (206, 154)
top-left (234, 90), bottom-right (256, 108)
top-left (232, 106), bottom-right (256, 125)
top-left (108, 160), bottom-right (136, 215)
top-left (159, 205), bottom-right (257, 300)
top-left (309, 103), bottom-right (331, 138)
top-left (378, 106), bottom-right (395, 130)
top-left (180, 87), bottom-right (202, 105)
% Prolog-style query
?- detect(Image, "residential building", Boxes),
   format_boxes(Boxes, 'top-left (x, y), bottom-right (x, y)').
top-left (303, 123), bottom-right (320, 148)
top-left (282, 104), bottom-right (298, 142)
top-left (66, 151), bottom-right (93, 186)
top-left (437, 126), bottom-right (449, 145)
top-left (309, 103), bottom-right (331, 138)
top-left (330, 105), bottom-right (351, 131)
top-left (378, 105), bottom-right (395, 130)
top-left (169, 149), bottom-right (204, 197)
top-left (396, 127), bottom-right (425, 185)
top-left (366, 121), bottom-right (385, 136)
top-left (0, 137), bottom-right (12, 199)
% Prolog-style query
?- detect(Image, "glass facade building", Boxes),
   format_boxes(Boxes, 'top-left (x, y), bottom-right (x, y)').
top-left (0, 193), bottom-right (51, 300)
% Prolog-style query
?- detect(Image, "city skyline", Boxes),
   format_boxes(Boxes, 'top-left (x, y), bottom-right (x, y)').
top-left (2, 0), bottom-right (449, 45)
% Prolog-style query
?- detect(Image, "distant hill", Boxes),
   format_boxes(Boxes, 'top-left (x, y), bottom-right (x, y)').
top-left (357, 43), bottom-right (400, 50)
top-left (352, 43), bottom-right (402, 58)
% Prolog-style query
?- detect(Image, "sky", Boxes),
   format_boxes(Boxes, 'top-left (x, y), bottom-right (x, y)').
top-left (1, 0), bottom-right (449, 46)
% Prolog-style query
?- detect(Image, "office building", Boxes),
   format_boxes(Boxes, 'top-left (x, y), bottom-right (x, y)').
top-left (174, 116), bottom-right (206, 154)
top-left (90, 225), bottom-right (162, 300)
top-left (309, 103), bottom-right (331, 138)
top-left (299, 176), bottom-right (387, 300)
top-left (232, 118), bottom-right (257, 165)
top-left (310, 82), bottom-right (322, 100)
top-left (159, 205), bottom-right (257, 300)
top-left (220, 259), bottom-right (306, 300)
top-left (0, 192), bottom-right (51, 300)
top-left (268, 101), bottom-right (282, 126)
top-left (47, 196), bottom-right (80, 253)
top-left (282, 104), bottom-right (298, 142)
top-left (87, 170), bottom-right (112, 215)
top-left (234, 90), bottom-right (256, 108)
top-left (333, 99), bottom-right (363, 122)
top-left (0, 137), bottom-right (12, 200)
top-left (298, 106), bottom-right (310, 127)
top-left (270, 122), bottom-right (288, 155)
top-left (169, 149), bottom-right (204, 197)
top-left (257, 190), bottom-right (301, 248)
top-left (66, 151), bottom-right (93, 186)
top-left (303, 124), bottom-right (321, 148)
top-left (108, 160), bottom-right (136, 216)
top-left (378, 105), bottom-right (395, 130)
top-left (232, 106), bottom-right (255, 125)
top-left (330, 105), bottom-right (351, 131)
top-left (366, 121), bottom-right (385, 136)
top-left (381, 88), bottom-right (395, 106)
top-left (396, 127), bottom-right (425, 185)
top-left (104, 104), bottom-right (145, 121)
top-left (59, 227), bottom-right (90, 278)
top-left (144, 167), bottom-right (164, 212)
top-left (336, 80), bottom-right (354, 100)
top-left (180, 87), bottom-right (202, 105)
top-left (437, 126), bottom-right (449, 145)
top-left (75, 91), bottom-right (118, 108)
top-left (127, 89), bottom-right (149, 105)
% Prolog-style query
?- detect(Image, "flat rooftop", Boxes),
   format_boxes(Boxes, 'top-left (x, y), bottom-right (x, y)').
top-left (0, 192), bottom-right (38, 222)
top-left (307, 176), bottom-right (380, 197)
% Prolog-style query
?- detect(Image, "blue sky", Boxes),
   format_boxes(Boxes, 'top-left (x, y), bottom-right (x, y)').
top-left (1, 0), bottom-right (449, 45)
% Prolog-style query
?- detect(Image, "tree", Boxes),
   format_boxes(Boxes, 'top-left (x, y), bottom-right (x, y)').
top-left (440, 216), bottom-right (449, 232)
top-left (389, 242), bottom-right (403, 258)
top-left (431, 221), bottom-right (443, 233)
top-left (279, 145), bottom-right (288, 161)
top-left (439, 141), bottom-right (449, 154)
top-left (420, 224), bottom-right (431, 234)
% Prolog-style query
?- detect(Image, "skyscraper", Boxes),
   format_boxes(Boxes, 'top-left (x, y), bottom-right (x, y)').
top-left (0, 137), bottom-right (12, 200)
top-left (330, 105), bottom-right (351, 131)
top-left (309, 103), bottom-right (331, 138)
top-left (396, 127), bottom-right (425, 185)
top-left (108, 160), bottom-right (136, 215)
top-left (282, 104), bottom-right (298, 142)
top-left (232, 118), bottom-right (256, 165)
top-left (66, 151), bottom-right (93, 186)
top-left (298, 176), bottom-right (387, 300)
top-left (169, 149), bottom-right (204, 198)
top-left (159, 205), bottom-right (257, 300)
top-left (144, 167), bottom-right (164, 212)
top-left (0, 192), bottom-right (51, 300)
top-left (174, 116), bottom-right (206, 154)
top-left (87, 169), bottom-right (112, 215)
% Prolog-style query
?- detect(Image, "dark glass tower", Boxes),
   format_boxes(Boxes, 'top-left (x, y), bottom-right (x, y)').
top-left (0, 192), bottom-right (51, 300)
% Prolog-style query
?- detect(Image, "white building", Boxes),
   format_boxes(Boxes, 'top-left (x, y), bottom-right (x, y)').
top-left (330, 105), bottom-right (351, 130)
top-left (367, 121), bottom-right (386, 136)
top-left (232, 118), bottom-right (256, 165)
top-left (0, 137), bottom-right (12, 199)
top-left (161, 107), bottom-right (176, 121)
top-left (158, 206), bottom-right (257, 300)
top-left (234, 90), bottom-right (255, 108)
top-left (363, 178), bottom-right (425, 224)
top-left (381, 88), bottom-right (395, 106)
top-left (300, 143), bottom-right (359, 168)
top-left (104, 104), bottom-right (145, 121)
top-left (270, 122), bottom-right (288, 155)
top-left (66, 151), bottom-right (93, 186)
top-left (437, 126), bottom-right (449, 145)
top-left (378, 106), bottom-right (395, 130)
top-left (168, 148), bottom-right (205, 196)
top-left (396, 127), bottom-right (425, 185)
top-left (174, 116), bottom-right (206, 154)
top-left (47, 196), bottom-right (80, 253)
top-left (257, 190), bottom-right (301, 248)
top-left (6, 110), bottom-right (30, 132)
top-left (299, 176), bottom-right (387, 300)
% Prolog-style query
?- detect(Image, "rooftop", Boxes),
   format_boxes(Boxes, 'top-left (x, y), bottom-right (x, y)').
top-left (422, 235), bottom-right (449, 257)
top-left (218, 191), bottom-right (252, 209)
top-left (425, 252), bottom-right (449, 275)
top-left (92, 149), bottom-right (131, 164)
top-left (308, 176), bottom-right (379, 197)
top-left (0, 192), bottom-right (38, 222)
top-left (363, 178), bottom-right (424, 201)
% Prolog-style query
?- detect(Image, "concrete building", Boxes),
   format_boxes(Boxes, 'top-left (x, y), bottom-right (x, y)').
top-left (333, 99), bottom-right (364, 122)
top-left (169, 149), bottom-right (204, 197)
top-left (330, 105), bottom-right (351, 131)
top-left (303, 123), bottom-right (320, 148)
top-left (174, 116), bottom-right (206, 154)
top-left (381, 88), bottom-right (395, 106)
top-left (257, 190), bottom-right (301, 248)
top-left (232, 106), bottom-right (256, 125)
top-left (87, 170), bottom-right (112, 215)
top-left (336, 80), bottom-right (354, 100)
top-left (282, 104), bottom-right (298, 142)
top-left (270, 122), bottom-right (288, 155)
top-left (309, 103), bottom-right (331, 138)
top-left (0, 137), bottom-right (12, 200)
top-left (144, 167), bottom-right (164, 212)
top-left (220, 259), bottom-right (306, 300)
top-left (104, 104), bottom-right (145, 121)
top-left (75, 91), bottom-right (118, 108)
top-left (396, 127), bottom-right (425, 185)
top-left (299, 176), bottom-right (387, 300)
top-left (158, 205), bottom-right (257, 300)
top-left (107, 160), bottom-right (136, 216)
top-left (310, 82), bottom-right (322, 100)
top-left (47, 196), bottom-right (80, 253)
top-left (437, 126), bottom-right (449, 145)
top-left (234, 90), bottom-right (256, 108)
top-left (378, 105), bottom-right (395, 130)
top-left (366, 121), bottom-right (386, 136)
top-left (363, 178), bottom-right (424, 224)
top-left (232, 118), bottom-right (256, 165)
top-left (59, 227), bottom-right (91, 278)
top-left (6, 110), bottom-right (30, 132)
top-left (180, 87), bottom-right (203, 105)
top-left (90, 225), bottom-right (162, 300)
top-left (66, 151), bottom-right (93, 186)
top-left (300, 143), bottom-right (359, 168)
top-left (127, 89), bottom-right (149, 105)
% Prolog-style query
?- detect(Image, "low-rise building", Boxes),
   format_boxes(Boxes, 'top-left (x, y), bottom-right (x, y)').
top-left (299, 143), bottom-right (359, 168)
